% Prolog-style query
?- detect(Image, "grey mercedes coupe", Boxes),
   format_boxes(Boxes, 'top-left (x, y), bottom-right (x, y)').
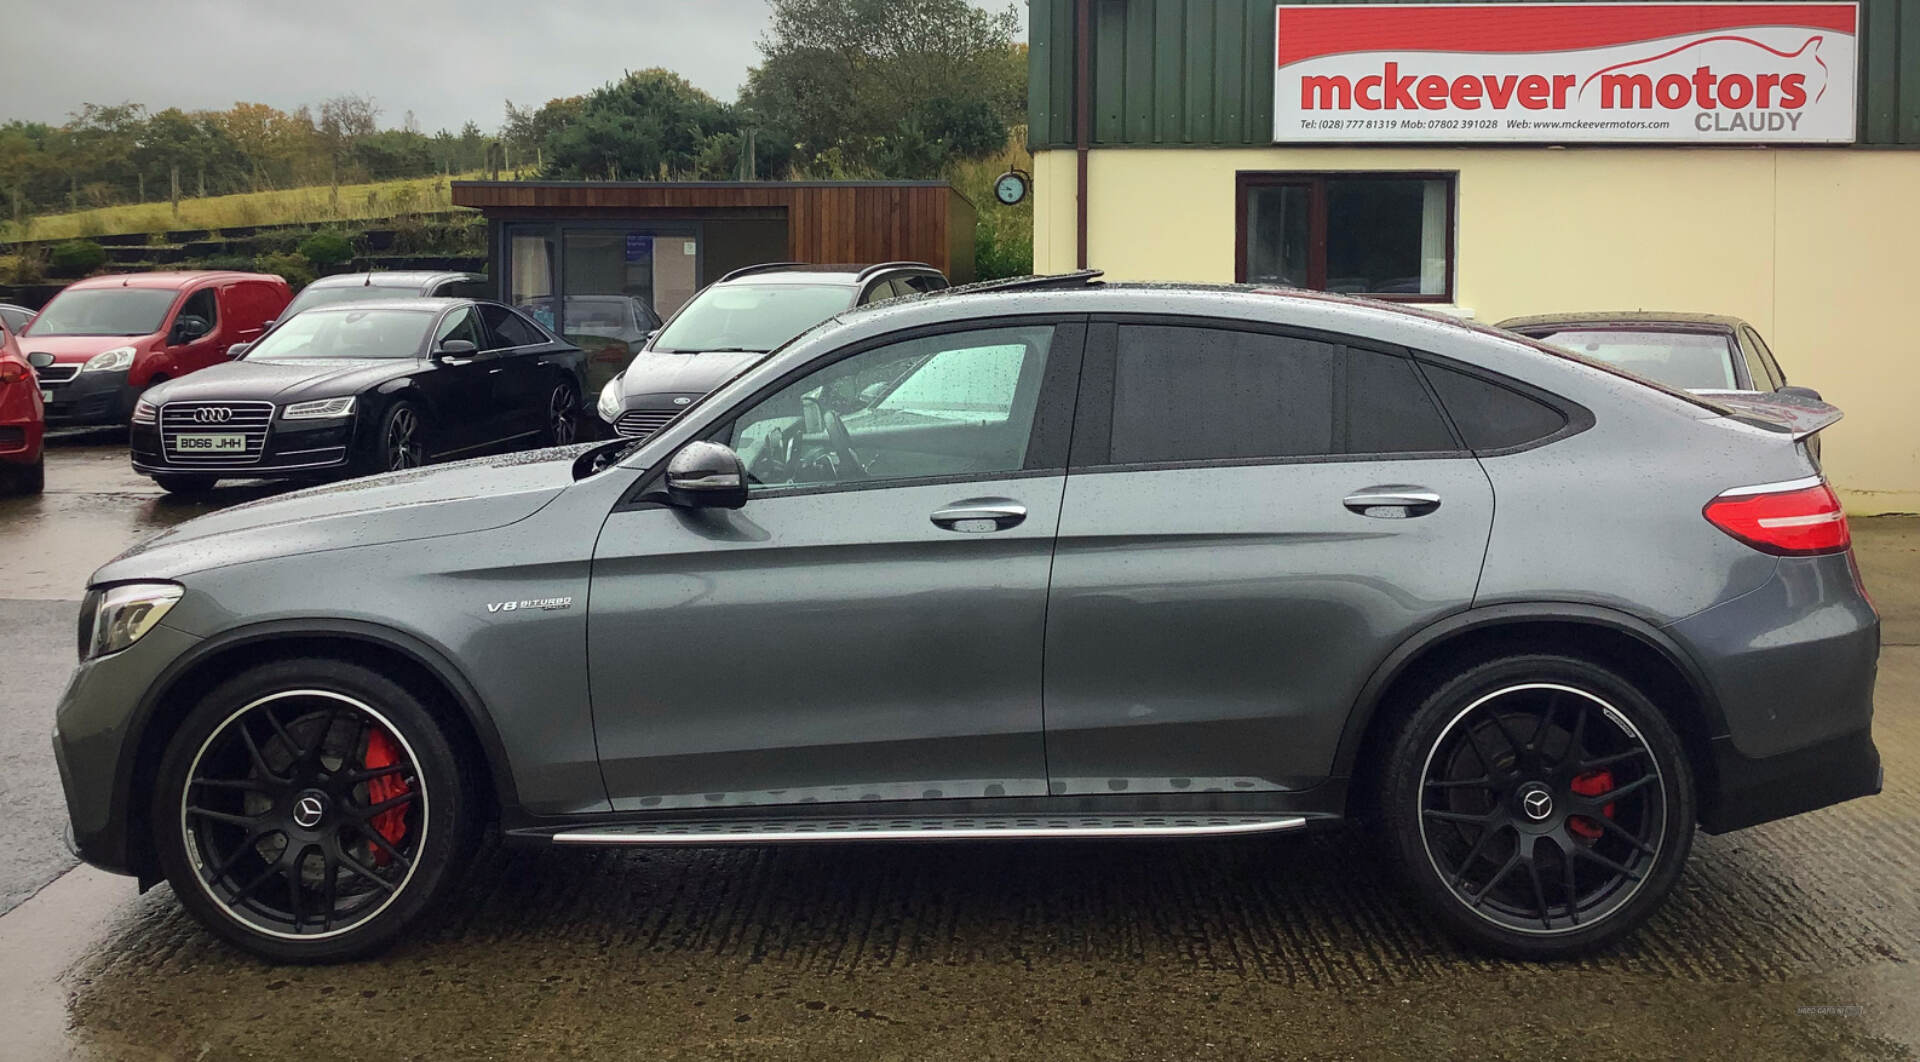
top-left (54, 275), bottom-right (1879, 963)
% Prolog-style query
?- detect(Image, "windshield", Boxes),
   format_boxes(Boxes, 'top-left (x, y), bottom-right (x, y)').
top-left (653, 283), bottom-right (853, 353)
top-left (27, 288), bottom-right (176, 337)
top-left (281, 282), bottom-right (416, 318)
top-left (1528, 328), bottom-right (1738, 391)
top-left (246, 308), bottom-right (432, 361)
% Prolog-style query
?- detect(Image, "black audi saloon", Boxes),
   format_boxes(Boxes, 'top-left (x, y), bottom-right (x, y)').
top-left (131, 298), bottom-right (587, 493)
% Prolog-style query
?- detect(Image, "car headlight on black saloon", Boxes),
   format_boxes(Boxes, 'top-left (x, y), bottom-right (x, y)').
top-left (282, 396), bottom-right (356, 420)
top-left (132, 398), bottom-right (158, 425)
top-left (77, 583), bottom-right (184, 661)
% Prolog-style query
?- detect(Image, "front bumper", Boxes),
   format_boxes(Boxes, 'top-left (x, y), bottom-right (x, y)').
top-left (53, 621), bottom-right (204, 878)
top-left (42, 368), bottom-right (136, 426)
top-left (131, 415), bottom-right (356, 479)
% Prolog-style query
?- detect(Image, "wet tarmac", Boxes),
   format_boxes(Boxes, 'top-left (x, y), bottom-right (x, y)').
top-left (1, 437), bottom-right (1916, 1060)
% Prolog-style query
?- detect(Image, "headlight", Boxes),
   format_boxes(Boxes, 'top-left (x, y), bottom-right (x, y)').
top-left (82, 347), bottom-right (136, 373)
top-left (282, 396), bottom-right (356, 420)
top-left (597, 379), bottom-right (624, 422)
top-left (132, 398), bottom-right (158, 425)
top-left (78, 583), bottom-right (184, 661)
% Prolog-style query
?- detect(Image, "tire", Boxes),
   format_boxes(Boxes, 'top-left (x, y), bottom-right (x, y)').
top-left (542, 382), bottom-right (579, 447)
top-left (152, 473), bottom-right (217, 495)
top-left (0, 457), bottom-right (43, 496)
top-left (152, 657), bottom-right (478, 963)
top-left (1379, 653), bottom-right (1695, 960)
top-left (361, 401), bottom-right (426, 476)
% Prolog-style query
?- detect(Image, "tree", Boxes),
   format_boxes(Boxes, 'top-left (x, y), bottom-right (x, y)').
top-left (542, 70), bottom-right (745, 181)
top-left (503, 96), bottom-right (585, 166)
top-left (743, 0), bottom-right (1024, 177)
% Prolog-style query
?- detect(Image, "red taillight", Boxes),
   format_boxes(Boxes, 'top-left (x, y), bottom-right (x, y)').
top-left (0, 362), bottom-right (27, 385)
top-left (1704, 480), bottom-right (1851, 556)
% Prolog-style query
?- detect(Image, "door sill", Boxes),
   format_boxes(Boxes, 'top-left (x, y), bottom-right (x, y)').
top-left (550, 813), bottom-right (1310, 846)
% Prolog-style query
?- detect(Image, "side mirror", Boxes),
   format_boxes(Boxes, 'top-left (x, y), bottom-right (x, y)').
top-left (664, 441), bottom-right (748, 510)
top-left (171, 314), bottom-right (211, 344)
top-left (226, 342), bottom-right (252, 359)
top-left (644, 329), bottom-right (661, 348)
top-left (434, 339), bottom-right (479, 359)
top-left (262, 318), bottom-right (278, 330)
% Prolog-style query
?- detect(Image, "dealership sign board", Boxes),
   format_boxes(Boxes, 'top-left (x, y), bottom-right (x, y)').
top-left (1273, 3), bottom-right (1858, 143)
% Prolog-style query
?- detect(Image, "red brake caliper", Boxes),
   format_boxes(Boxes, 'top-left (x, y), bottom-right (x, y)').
top-left (363, 728), bottom-right (411, 866)
top-left (1568, 770), bottom-right (1615, 842)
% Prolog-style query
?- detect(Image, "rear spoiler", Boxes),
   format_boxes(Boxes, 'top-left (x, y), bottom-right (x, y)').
top-left (1711, 391), bottom-right (1842, 442)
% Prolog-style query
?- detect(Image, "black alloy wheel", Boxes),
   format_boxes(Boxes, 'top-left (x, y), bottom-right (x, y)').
top-left (545, 384), bottom-right (578, 446)
top-left (155, 659), bottom-right (475, 962)
top-left (382, 404), bottom-right (425, 472)
top-left (1382, 654), bottom-right (1694, 959)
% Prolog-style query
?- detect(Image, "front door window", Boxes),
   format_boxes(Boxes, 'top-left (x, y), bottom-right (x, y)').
top-left (727, 325), bottom-right (1054, 490)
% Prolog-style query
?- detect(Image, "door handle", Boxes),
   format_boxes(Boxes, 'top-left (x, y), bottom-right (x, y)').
top-left (930, 499), bottom-right (1028, 533)
top-left (1344, 487), bottom-right (1442, 518)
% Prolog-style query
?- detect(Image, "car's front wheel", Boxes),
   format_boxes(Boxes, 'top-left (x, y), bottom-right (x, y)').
top-left (1380, 654), bottom-right (1695, 959)
top-left (362, 401), bottom-right (426, 476)
top-left (153, 658), bottom-right (477, 963)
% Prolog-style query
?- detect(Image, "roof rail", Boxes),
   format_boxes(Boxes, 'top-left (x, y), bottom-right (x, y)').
top-left (948, 270), bottom-right (1105, 296)
top-left (716, 261), bottom-right (808, 284)
top-left (856, 261), bottom-right (938, 281)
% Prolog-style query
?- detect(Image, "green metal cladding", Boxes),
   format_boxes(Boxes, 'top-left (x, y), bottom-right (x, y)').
top-left (1028, 0), bottom-right (1920, 148)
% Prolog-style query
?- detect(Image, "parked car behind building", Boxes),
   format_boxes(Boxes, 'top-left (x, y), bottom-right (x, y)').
top-left (595, 262), bottom-right (947, 440)
top-left (130, 298), bottom-right (585, 494)
top-left (23, 272), bottom-right (290, 426)
top-left (277, 271), bottom-right (489, 323)
top-left (0, 314), bottom-right (44, 494)
top-left (1497, 312), bottom-right (1809, 398)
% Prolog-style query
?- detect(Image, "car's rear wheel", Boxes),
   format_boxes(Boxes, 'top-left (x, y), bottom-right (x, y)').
top-left (1380, 654), bottom-right (1694, 959)
top-left (153, 473), bottom-right (217, 495)
top-left (543, 382), bottom-right (578, 446)
top-left (153, 658), bottom-right (477, 963)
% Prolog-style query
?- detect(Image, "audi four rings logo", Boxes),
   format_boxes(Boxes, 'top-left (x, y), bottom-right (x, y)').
top-left (193, 407), bottom-right (234, 424)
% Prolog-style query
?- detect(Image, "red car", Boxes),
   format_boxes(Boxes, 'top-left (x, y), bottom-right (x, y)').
top-left (0, 314), bottom-right (44, 494)
top-left (22, 272), bottom-right (290, 427)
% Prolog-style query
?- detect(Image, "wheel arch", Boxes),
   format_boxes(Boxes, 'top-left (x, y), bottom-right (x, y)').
top-left (118, 619), bottom-right (517, 883)
top-left (1336, 604), bottom-right (1726, 817)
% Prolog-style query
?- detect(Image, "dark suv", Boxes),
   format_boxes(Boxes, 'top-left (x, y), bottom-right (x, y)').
top-left (595, 262), bottom-right (947, 440)
top-left (55, 276), bottom-right (1878, 964)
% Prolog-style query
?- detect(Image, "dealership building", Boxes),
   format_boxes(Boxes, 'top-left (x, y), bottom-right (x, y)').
top-left (1026, 0), bottom-right (1919, 512)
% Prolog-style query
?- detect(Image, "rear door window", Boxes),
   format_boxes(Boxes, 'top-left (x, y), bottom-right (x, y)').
top-left (1101, 325), bottom-right (1456, 465)
top-left (1109, 325), bottom-right (1336, 464)
top-left (1419, 363), bottom-right (1568, 452)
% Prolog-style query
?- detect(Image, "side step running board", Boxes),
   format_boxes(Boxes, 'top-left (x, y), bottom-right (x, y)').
top-left (551, 814), bottom-right (1310, 846)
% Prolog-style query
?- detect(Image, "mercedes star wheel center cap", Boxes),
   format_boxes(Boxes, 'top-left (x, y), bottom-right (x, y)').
top-left (1521, 786), bottom-right (1555, 822)
top-left (292, 792), bottom-right (329, 829)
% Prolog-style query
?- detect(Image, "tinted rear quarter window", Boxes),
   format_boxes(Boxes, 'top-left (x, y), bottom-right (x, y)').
top-left (479, 304), bottom-right (548, 347)
top-left (1419, 362), bottom-right (1568, 451)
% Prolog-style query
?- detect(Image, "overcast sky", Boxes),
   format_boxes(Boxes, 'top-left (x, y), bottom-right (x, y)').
top-left (4, 0), bottom-right (1026, 133)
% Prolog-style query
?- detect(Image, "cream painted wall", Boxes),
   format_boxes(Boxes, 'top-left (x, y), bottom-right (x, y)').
top-left (1032, 146), bottom-right (1920, 513)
